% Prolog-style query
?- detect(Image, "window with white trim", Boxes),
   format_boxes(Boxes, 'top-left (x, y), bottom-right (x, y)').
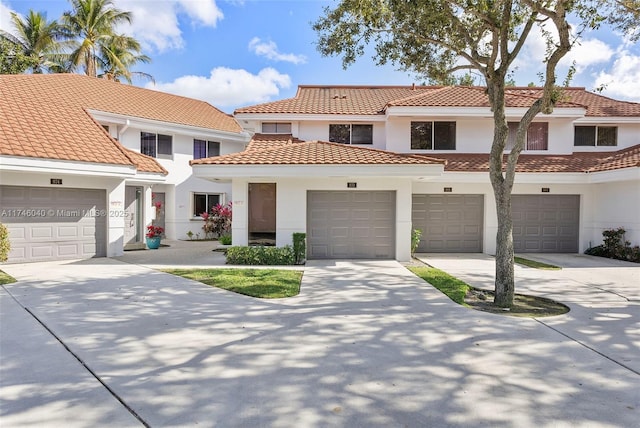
top-left (262, 122), bottom-right (292, 133)
top-left (506, 122), bottom-right (548, 150)
top-left (329, 124), bottom-right (373, 144)
top-left (574, 126), bottom-right (617, 147)
top-left (410, 121), bottom-right (456, 150)
top-left (141, 132), bottom-right (172, 158)
top-left (193, 193), bottom-right (221, 217)
top-left (193, 139), bottom-right (221, 159)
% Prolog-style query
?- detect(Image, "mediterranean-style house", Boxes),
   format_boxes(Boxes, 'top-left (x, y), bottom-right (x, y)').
top-left (0, 74), bottom-right (250, 263)
top-left (191, 85), bottom-right (640, 262)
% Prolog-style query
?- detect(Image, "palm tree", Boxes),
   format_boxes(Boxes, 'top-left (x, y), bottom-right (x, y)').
top-left (62, 0), bottom-right (132, 77)
top-left (1, 10), bottom-right (64, 73)
top-left (98, 34), bottom-right (154, 83)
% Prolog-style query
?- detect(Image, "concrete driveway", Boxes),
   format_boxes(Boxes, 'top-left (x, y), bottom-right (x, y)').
top-left (1, 255), bottom-right (639, 427)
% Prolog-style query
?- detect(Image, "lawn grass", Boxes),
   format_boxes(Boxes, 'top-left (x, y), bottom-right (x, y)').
top-left (514, 256), bottom-right (561, 270)
top-left (0, 270), bottom-right (16, 285)
top-left (163, 268), bottom-right (303, 298)
top-left (408, 266), bottom-right (470, 305)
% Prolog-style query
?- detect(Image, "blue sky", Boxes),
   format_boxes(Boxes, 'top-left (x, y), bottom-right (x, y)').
top-left (2, 0), bottom-right (639, 113)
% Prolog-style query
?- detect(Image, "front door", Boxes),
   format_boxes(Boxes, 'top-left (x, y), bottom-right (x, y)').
top-left (124, 186), bottom-right (143, 246)
top-left (248, 183), bottom-right (276, 245)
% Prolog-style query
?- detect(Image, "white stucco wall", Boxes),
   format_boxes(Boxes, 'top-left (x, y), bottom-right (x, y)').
top-left (588, 180), bottom-right (640, 247)
top-left (230, 177), bottom-right (414, 261)
top-left (113, 125), bottom-right (245, 240)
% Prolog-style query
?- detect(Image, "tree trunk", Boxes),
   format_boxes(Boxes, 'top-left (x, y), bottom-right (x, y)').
top-left (493, 182), bottom-right (515, 307)
top-left (486, 79), bottom-right (516, 308)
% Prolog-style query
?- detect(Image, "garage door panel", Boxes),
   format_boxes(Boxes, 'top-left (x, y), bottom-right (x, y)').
top-left (1, 185), bottom-right (107, 262)
top-left (308, 191), bottom-right (395, 259)
top-left (31, 227), bottom-right (54, 239)
top-left (413, 194), bottom-right (483, 253)
top-left (512, 195), bottom-right (579, 253)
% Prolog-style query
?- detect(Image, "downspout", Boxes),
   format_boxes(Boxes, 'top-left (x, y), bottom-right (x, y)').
top-left (118, 119), bottom-right (131, 140)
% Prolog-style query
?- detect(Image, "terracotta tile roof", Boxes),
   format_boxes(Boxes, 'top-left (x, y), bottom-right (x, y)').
top-left (235, 85), bottom-right (640, 117)
top-left (191, 140), bottom-right (446, 166)
top-left (235, 85), bottom-right (435, 115)
top-left (0, 74), bottom-right (242, 170)
top-left (588, 144), bottom-right (640, 172)
top-left (428, 145), bottom-right (640, 173)
top-left (389, 86), bottom-right (580, 109)
top-left (122, 148), bottom-right (168, 174)
top-left (245, 133), bottom-right (305, 151)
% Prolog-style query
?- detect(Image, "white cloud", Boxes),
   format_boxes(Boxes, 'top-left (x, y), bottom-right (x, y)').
top-left (561, 38), bottom-right (614, 72)
top-left (248, 37), bottom-right (307, 64)
top-left (146, 67), bottom-right (291, 109)
top-left (115, 0), bottom-right (223, 52)
top-left (595, 52), bottom-right (640, 101)
top-left (0, 1), bottom-right (16, 33)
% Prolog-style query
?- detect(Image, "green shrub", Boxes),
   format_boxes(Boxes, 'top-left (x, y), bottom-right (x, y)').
top-left (411, 228), bottom-right (422, 256)
top-left (0, 223), bottom-right (10, 262)
top-left (225, 245), bottom-right (295, 265)
top-left (292, 232), bottom-right (306, 265)
top-left (585, 227), bottom-right (640, 263)
top-left (219, 235), bottom-right (232, 245)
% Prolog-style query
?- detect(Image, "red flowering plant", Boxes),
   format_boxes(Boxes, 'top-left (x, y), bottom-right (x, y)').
top-left (146, 225), bottom-right (164, 238)
top-left (202, 202), bottom-right (232, 239)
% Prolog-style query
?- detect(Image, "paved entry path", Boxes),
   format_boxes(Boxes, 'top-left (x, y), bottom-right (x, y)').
top-left (1, 258), bottom-right (639, 427)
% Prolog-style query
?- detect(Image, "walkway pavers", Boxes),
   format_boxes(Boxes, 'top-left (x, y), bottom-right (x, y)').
top-left (1, 257), bottom-right (639, 427)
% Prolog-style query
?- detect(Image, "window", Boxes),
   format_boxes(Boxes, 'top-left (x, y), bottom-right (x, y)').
top-left (193, 193), bottom-right (221, 217)
top-left (262, 122), bottom-right (292, 133)
top-left (574, 126), bottom-right (617, 147)
top-left (506, 122), bottom-right (548, 151)
top-left (329, 124), bottom-right (373, 144)
top-left (410, 121), bottom-right (456, 150)
top-left (193, 139), bottom-right (221, 159)
top-left (141, 132), bottom-right (172, 158)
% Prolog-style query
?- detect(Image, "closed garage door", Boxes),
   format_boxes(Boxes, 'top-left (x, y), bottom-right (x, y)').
top-left (512, 195), bottom-right (579, 253)
top-left (307, 191), bottom-right (395, 259)
top-left (0, 186), bottom-right (107, 262)
top-left (412, 194), bottom-right (484, 252)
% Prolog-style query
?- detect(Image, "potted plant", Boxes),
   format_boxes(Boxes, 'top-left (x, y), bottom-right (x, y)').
top-left (146, 225), bottom-right (164, 249)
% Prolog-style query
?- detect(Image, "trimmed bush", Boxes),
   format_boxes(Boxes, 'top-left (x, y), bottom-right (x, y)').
top-left (585, 227), bottom-right (640, 263)
top-left (219, 235), bottom-right (232, 245)
top-left (292, 232), bottom-right (306, 265)
top-left (225, 245), bottom-right (295, 265)
top-left (0, 223), bottom-right (10, 262)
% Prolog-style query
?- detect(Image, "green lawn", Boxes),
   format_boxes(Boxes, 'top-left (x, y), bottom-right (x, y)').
top-left (514, 256), bottom-right (561, 270)
top-left (408, 266), bottom-right (470, 305)
top-left (163, 268), bottom-right (303, 298)
top-left (0, 270), bottom-right (16, 285)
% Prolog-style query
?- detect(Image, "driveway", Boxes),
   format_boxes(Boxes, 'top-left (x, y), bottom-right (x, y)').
top-left (1, 256), bottom-right (639, 427)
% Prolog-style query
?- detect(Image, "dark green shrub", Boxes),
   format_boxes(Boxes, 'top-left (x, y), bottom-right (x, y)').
top-left (225, 245), bottom-right (295, 265)
top-left (219, 235), bottom-right (232, 245)
top-left (585, 227), bottom-right (640, 263)
top-left (0, 223), bottom-right (9, 262)
top-left (292, 233), bottom-right (306, 265)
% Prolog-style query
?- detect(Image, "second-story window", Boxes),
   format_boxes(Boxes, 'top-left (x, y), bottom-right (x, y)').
top-left (193, 139), bottom-right (221, 159)
top-left (262, 122), bottom-right (292, 133)
top-left (506, 122), bottom-right (548, 151)
top-left (329, 124), bottom-right (373, 144)
top-left (141, 132), bottom-right (172, 158)
top-left (411, 121), bottom-right (456, 150)
top-left (574, 126), bottom-right (617, 147)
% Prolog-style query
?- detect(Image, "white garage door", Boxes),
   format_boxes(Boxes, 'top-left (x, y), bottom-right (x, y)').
top-left (0, 186), bottom-right (107, 262)
top-left (307, 191), bottom-right (395, 259)
top-left (512, 195), bottom-right (580, 253)
top-left (412, 194), bottom-right (484, 252)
